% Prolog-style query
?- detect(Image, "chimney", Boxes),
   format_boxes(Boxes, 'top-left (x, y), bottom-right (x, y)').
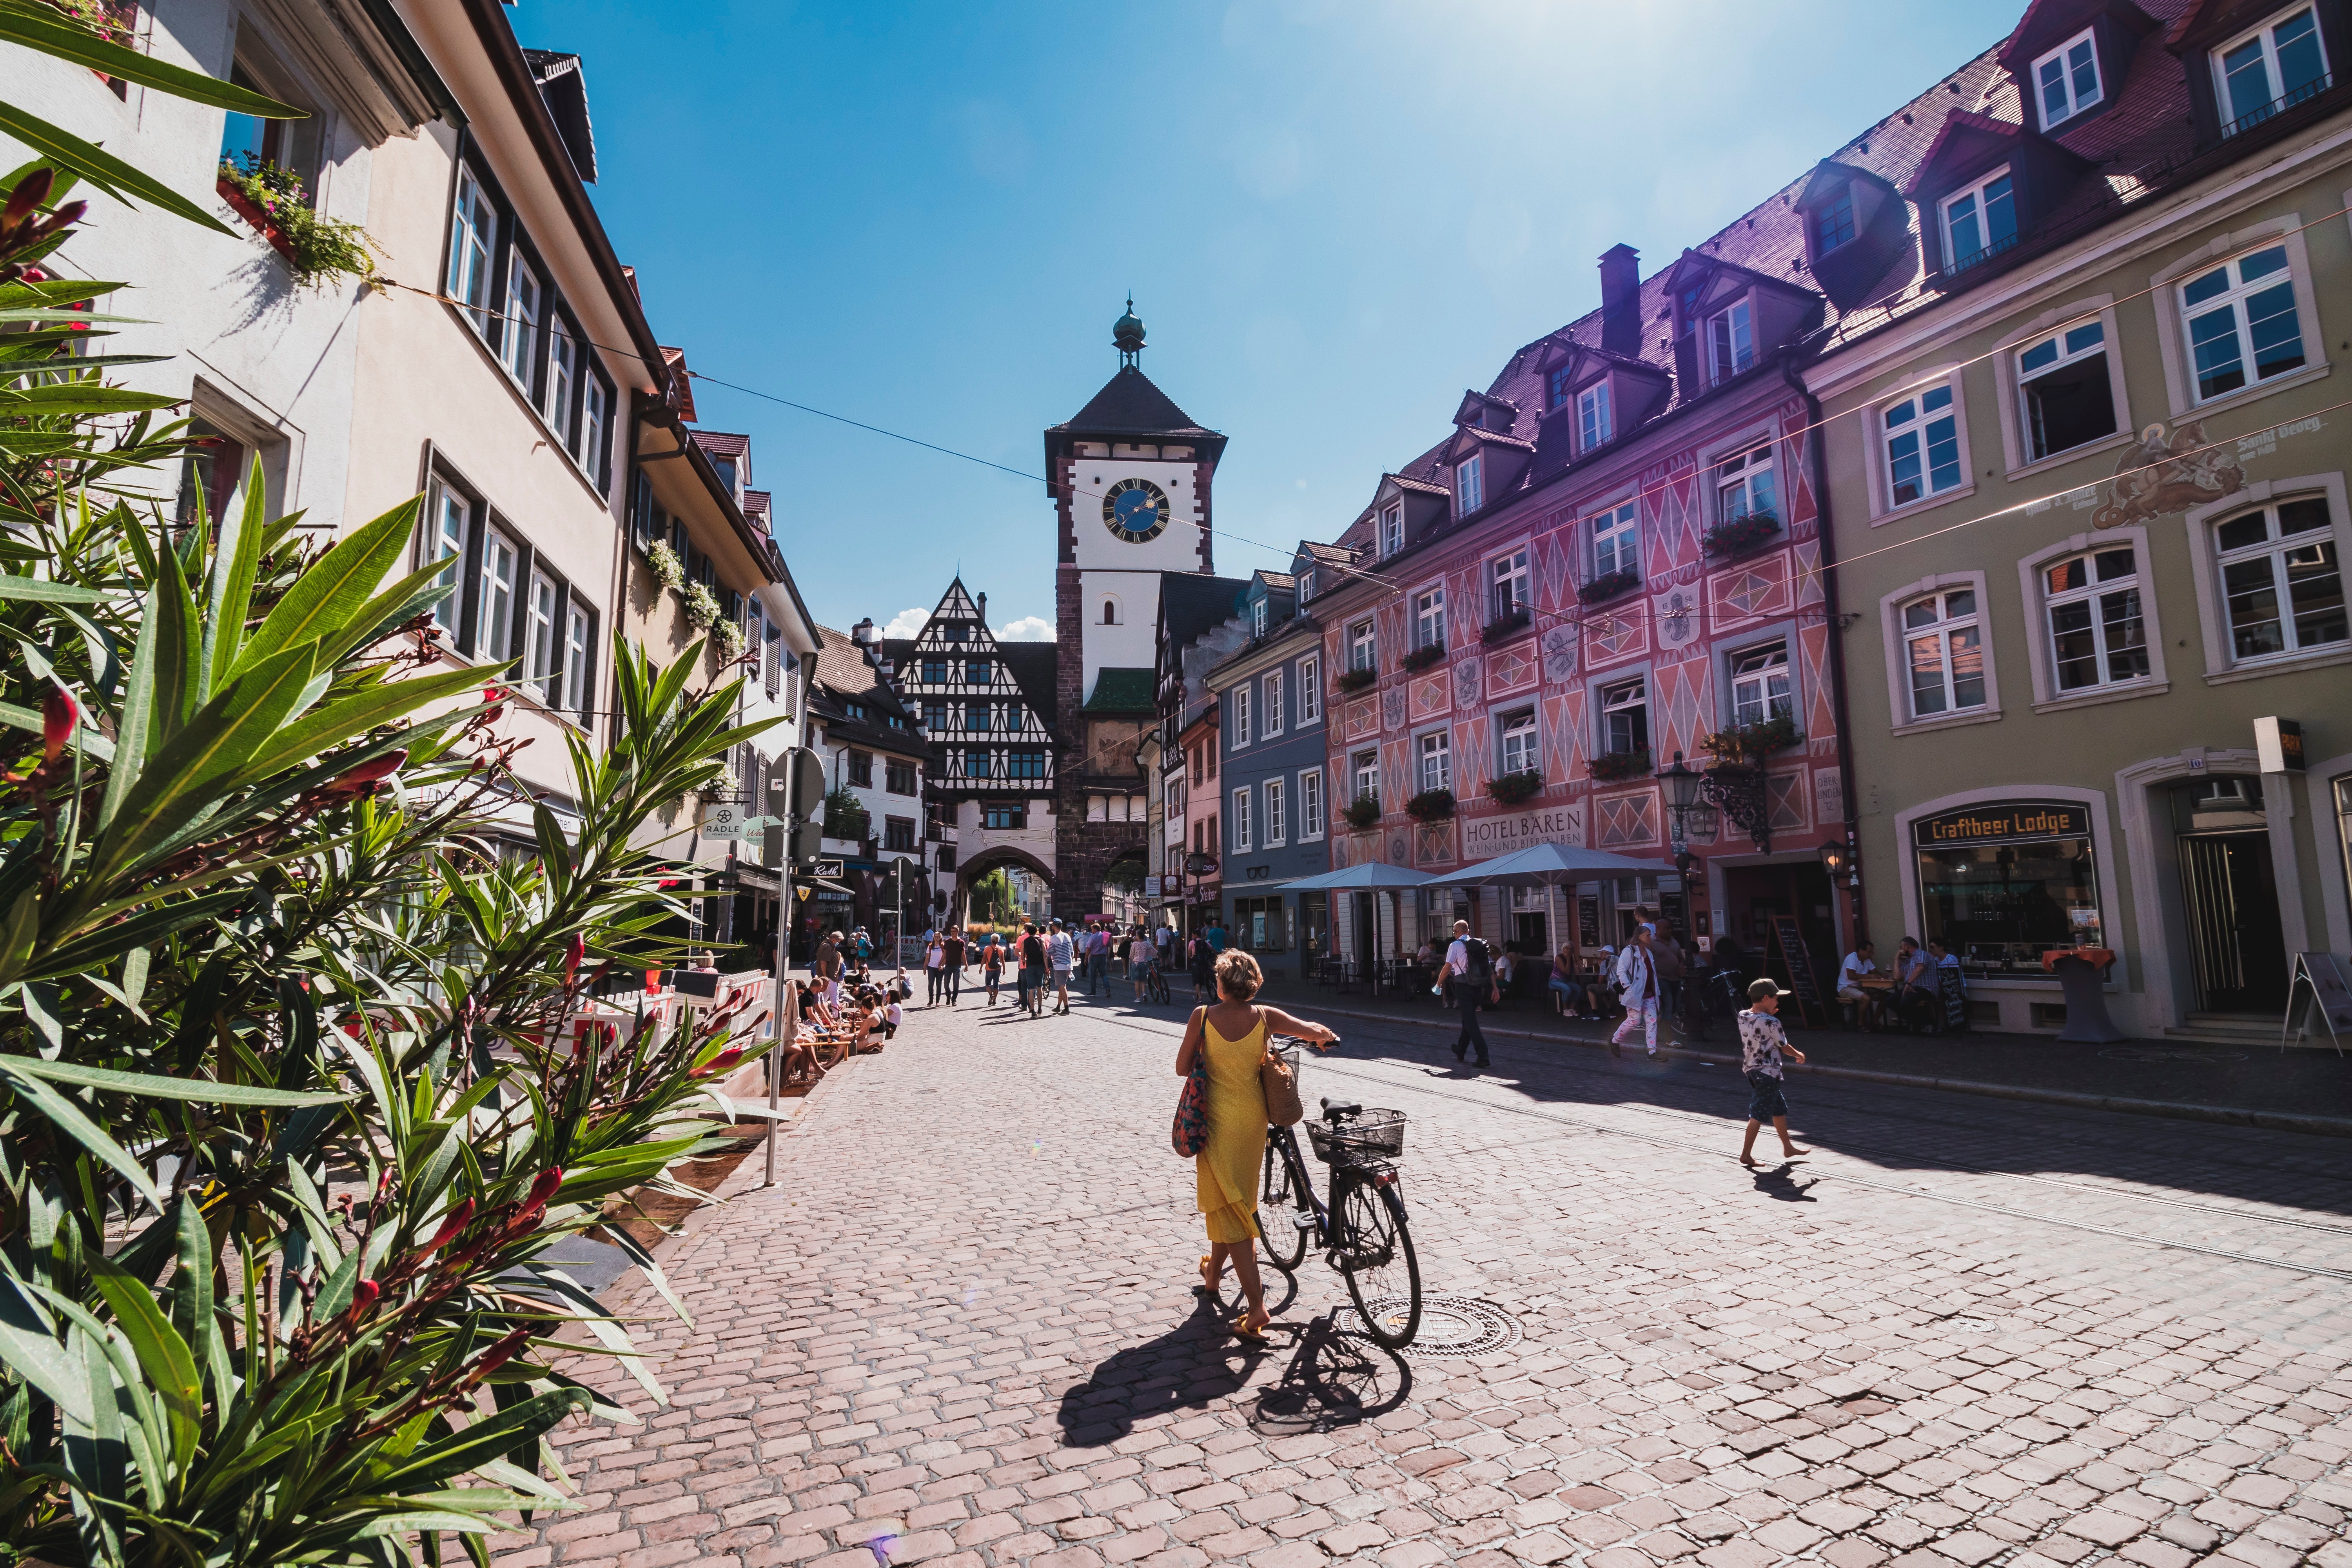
top-left (1599, 244), bottom-right (1641, 356)
top-left (977, 592), bottom-right (987, 626)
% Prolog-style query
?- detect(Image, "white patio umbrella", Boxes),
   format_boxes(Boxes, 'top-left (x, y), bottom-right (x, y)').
top-left (1423, 842), bottom-right (1675, 888)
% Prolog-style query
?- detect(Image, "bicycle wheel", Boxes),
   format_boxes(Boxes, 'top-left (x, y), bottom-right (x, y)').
top-left (1335, 1175), bottom-right (1421, 1350)
top-left (1257, 1139), bottom-right (1309, 1272)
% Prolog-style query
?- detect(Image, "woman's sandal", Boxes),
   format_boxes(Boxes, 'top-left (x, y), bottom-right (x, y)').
top-left (1228, 1310), bottom-right (1272, 1342)
top-left (1196, 1255), bottom-right (1219, 1295)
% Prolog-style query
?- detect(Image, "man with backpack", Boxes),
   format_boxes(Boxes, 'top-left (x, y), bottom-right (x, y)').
top-left (1443, 918), bottom-right (1499, 1070)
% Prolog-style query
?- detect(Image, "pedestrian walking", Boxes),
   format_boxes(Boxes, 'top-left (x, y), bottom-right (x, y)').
top-left (1654, 924), bottom-right (1686, 1020)
top-left (1087, 923), bottom-right (1112, 995)
top-left (1737, 978), bottom-right (1811, 1167)
top-left (1178, 950), bottom-right (1338, 1341)
top-left (1443, 920), bottom-right (1498, 1069)
top-left (982, 937), bottom-right (1005, 1005)
top-left (1188, 932), bottom-right (1215, 1003)
top-left (1131, 930), bottom-right (1158, 1003)
top-left (1611, 924), bottom-right (1662, 1058)
top-left (1047, 919), bottom-right (1076, 1013)
top-left (1154, 922), bottom-right (1176, 973)
top-left (1017, 922), bottom-right (1046, 1011)
top-left (942, 929), bottom-right (965, 1006)
top-left (924, 934), bottom-right (945, 1005)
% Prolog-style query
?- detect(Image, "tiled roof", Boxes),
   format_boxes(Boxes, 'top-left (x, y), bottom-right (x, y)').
top-left (692, 430), bottom-right (749, 458)
top-left (1254, 571), bottom-right (1297, 591)
top-left (996, 642), bottom-right (1060, 726)
top-left (1083, 667), bottom-right (1157, 713)
top-left (1050, 365), bottom-right (1218, 438)
top-left (742, 489), bottom-right (771, 519)
top-left (659, 347), bottom-right (698, 422)
top-left (1158, 573), bottom-right (1251, 650)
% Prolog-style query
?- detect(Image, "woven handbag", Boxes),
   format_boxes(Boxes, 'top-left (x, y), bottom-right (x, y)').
top-left (1259, 1038), bottom-right (1303, 1127)
top-left (1172, 1027), bottom-right (1210, 1156)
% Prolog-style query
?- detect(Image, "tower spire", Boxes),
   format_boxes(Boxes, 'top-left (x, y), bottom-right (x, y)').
top-left (1112, 296), bottom-right (1145, 368)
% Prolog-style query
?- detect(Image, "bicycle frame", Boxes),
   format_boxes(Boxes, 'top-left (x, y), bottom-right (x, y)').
top-left (1265, 1121), bottom-right (1397, 1253)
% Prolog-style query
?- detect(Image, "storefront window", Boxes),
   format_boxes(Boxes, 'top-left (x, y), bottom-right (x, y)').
top-left (1912, 801), bottom-right (2100, 977)
top-left (1233, 895), bottom-right (1289, 951)
top-left (2337, 777), bottom-right (2352, 903)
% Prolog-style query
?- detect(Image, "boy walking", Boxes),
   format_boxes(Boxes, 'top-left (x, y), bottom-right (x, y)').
top-left (1738, 978), bottom-right (1812, 1167)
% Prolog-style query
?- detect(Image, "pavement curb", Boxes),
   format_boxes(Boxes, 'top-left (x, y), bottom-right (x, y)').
top-left (1303, 1002), bottom-right (2352, 1141)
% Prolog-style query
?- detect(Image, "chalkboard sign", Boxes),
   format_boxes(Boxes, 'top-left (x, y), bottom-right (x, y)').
top-left (1937, 965), bottom-right (1969, 1033)
top-left (1578, 894), bottom-right (1602, 949)
top-left (2287, 953), bottom-right (2352, 1052)
top-left (1766, 915), bottom-right (1824, 1026)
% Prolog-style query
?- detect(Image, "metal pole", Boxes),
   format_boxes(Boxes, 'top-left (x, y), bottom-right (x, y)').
top-left (765, 813), bottom-right (795, 1188)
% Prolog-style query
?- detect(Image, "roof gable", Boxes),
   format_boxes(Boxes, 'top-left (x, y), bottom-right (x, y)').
top-left (1051, 365), bottom-right (1214, 438)
top-left (1901, 109), bottom-right (2026, 197)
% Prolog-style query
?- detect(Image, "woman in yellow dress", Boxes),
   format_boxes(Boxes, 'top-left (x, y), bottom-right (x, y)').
top-left (1177, 950), bottom-right (1339, 1339)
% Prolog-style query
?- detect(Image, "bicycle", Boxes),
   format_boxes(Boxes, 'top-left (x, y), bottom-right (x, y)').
top-left (1145, 965), bottom-right (1171, 1005)
top-left (1254, 1042), bottom-right (1422, 1350)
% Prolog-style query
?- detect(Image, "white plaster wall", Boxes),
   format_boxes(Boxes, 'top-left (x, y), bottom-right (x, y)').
top-left (0, 1), bottom-right (374, 529)
top-left (955, 797), bottom-right (1058, 877)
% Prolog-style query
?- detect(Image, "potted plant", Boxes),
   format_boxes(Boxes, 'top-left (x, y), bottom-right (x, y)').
top-left (216, 155), bottom-right (377, 287)
top-left (1700, 511), bottom-right (1782, 560)
top-left (1588, 748), bottom-right (1651, 782)
top-left (1404, 787), bottom-right (1456, 822)
top-left (1341, 794), bottom-right (1382, 829)
top-left (1700, 714), bottom-right (1800, 767)
top-left (1334, 664), bottom-right (1378, 695)
top-left (1400, 641), bottom-right (1446, 672)
top-left (1577, 567), bottom-right (1642, 604)
top-left (646, 537), bottom-right (686, 591)
top-left (710, 617), bottom-right (746, 663)
top-left (1485, 770), bottom-right (1543, 806)
top-left (1481, 603), bottom-right (1532, 644)
top-left (681, 580), bottom-right (721, 631)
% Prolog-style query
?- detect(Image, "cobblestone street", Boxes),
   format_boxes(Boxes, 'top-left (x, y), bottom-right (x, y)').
top-left (512, 995), bottom-right (2352, 1568)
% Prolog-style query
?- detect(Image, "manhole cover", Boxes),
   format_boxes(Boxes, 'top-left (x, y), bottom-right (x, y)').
top-left (1338, 1295), bottom-right (1523, 1357)
top-left (2100, 1046), bottom-right (2246, 1062)
top-left (1942, 1316), bottom-right (1996, 1332)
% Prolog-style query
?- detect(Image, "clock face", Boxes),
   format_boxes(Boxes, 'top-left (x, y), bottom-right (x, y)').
top-left (1102, 477), bottom-right (1171, 542)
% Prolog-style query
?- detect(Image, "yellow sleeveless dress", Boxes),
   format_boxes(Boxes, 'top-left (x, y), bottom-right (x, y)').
top-left (1196, 1008), bottom-right (1269, 1243)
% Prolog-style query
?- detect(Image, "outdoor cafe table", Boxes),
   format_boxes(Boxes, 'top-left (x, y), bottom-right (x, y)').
top-left (2042, 946), bottom-right (2126, 1043)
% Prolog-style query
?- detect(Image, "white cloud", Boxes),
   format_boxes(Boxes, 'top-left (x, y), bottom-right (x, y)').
top-left (881, 607), bottom-right (929, 639)
top-left (1000, 616), bottom-right (1054, 641)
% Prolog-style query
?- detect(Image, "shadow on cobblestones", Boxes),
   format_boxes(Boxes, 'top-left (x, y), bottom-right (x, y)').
top-left (1248, 1312), bottom-right (1413, 1437)
top-left (1053, 1293), bottom-right (1274, 1447)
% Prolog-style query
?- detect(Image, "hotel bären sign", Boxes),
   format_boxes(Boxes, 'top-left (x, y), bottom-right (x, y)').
top-left (1912, 803), bottom-right (2089, 847)
top-left (1461, 802), bottom-right (1587, 858)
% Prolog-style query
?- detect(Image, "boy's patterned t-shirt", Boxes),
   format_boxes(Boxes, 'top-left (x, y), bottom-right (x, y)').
top-left (1739, 1009), bottom-right (1789, 1078)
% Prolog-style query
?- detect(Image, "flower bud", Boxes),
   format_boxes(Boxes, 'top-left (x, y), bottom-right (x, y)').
top-left (2, 169), bottom-right (52, 228)
top-left (41, 686), bottom-right (77, 763)
top-left (563, 932), bottom-right (586, 985)
top-left (326, 748), bottom-right (407, 796)
top-left (423, 1198), bottom-right (475, 1253)
top-left (471, 1324), bottom-right (534, 1380)
top-left (695, 1044), bottom-right (746, 1080)
top-left (523, 1167), bottom-right (565, 1210)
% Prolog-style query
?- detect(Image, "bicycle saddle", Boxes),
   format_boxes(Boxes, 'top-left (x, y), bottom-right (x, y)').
top-left (1319, 1097), bottom-right (1361, 1120)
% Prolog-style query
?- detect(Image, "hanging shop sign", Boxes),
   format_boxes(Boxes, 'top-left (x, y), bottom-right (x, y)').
top-left (2254, 716), bottom-right (2304, 773)
top-left (1911, 802), bottom-right (2089, 848)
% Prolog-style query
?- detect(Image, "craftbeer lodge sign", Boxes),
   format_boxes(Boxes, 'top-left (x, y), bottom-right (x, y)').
top-left (1912, 802), bottom-right (2089, 847)
top-left (1460, 802), bottom-right (1586, 857)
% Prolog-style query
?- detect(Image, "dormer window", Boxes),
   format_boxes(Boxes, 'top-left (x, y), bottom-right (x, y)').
top-left (1939, 167), bottom-right (2017, 272)
top-left (1548, 365), bottom-right (1576, 409)
top-left (1577, 382), bottom-right (1612, 452)
top-left (2033, 28), bottom-right (2103, 129)
top-left (1456, 456), bottom-right (1483, 515)
top-left (714, 457), bottom-right (737, 496)
top-left (1707, 300), bottom-right (1754, 385)
top-left (1815, 190), bottom-right (1857, 252)
top-left (1379, 503), bottom-right (1403, 559)
top-left (2215, 7), bottom-right (2330, 137)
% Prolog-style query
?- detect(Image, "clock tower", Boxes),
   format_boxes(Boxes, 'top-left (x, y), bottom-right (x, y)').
top-left (1043, 302), bottom-right (1228, 912)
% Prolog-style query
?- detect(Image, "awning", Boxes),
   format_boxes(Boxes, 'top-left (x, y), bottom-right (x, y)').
top-left (807, 876), bottom-right (855, 896)
top-left (1422, 842), bottom-right (1676, 887)
top-left (734, 864), bottom-right (780, 893)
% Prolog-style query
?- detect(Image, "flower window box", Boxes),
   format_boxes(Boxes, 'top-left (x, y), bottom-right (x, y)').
top-left (1334, 666), bottom-right (1378, 695)
top-left (1577, 567), bottom-right (1642, 604)
top-left (1341, 795), bottom-right (1382, 829)
top-left (1481, 605), bottom-right (1532, 644)
top-left (1403, 787), bottom-right (1456, 822)
top-left (1400, 642), bottom-right (1446, 673)
top-left (1699, 715), bottom-right (1800, 767)
top-left (1485, 770), bottom-right (1543, 806)
top-left (1587, 748), bottom-right (1651, 782)
top-left (1700, 512), bottom-right (1782, 561)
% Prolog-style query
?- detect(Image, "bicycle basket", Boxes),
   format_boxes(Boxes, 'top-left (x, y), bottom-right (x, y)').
top-left (1305, 1109), bottom-right (1406, 1163)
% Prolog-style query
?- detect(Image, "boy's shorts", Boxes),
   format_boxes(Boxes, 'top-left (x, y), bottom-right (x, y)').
top-left (1745, 1069), bottom-right (1789, 1121)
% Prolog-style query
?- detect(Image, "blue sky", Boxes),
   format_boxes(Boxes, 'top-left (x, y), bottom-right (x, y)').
top-left (518, 1), bottom-right (2017, 642)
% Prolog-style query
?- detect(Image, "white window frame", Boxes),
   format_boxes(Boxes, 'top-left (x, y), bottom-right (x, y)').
top-left (2212, 7), bottom-right (2332, 136)
top-left (2176, 242), bottom-right (2310, 407)
top-left (1348, 619), bottom-right (1376, 672)
top-left (1728, 643), bottom-right (1793, 728)
top-left (1939, 166), bottom-right (2016, 272)
top-left (1590, 501), bottom-right (1639, 578)
top-left (1251, 597), bottom-right (1266, 637)
top-left (1262, 670), bottom-right (1284, 737)
top-left (1298, 568), bottom-right (1316, 602)
top-left (478, 527), bottom-right (517, 664)
top-left (501, 249), bottom-right (541, 390)
top-left (1490, 547), bottom-right (1530, 618)
top-left (2150, 218), bottom-right (2328, 419)
top-left (448, 165), bottom-right (494, 337)
top-left (1988, 298), bottom-right (2132, 480)
top-left (2039, 543), bottom-right (2152, 697)
top-left (1897, 584), bottom-right (1988, 723)
top-left (1715, 443), bottom-right (1778, 523)
top-left (1352, 750), bottom-right (1379, 808)
top-left (2210, 492), bottom-right (2344, 662)
top-left (544, 317), bottom-right (577, 441)
top-left (1417, 730), bottom-right (1451, 795)
top-left (1379, 503), bottom-right (1404, 559)
top-left (1264, 777), bottom-right (1287, 848)
top-left (2013, 319), bottom-right (2119, 464)
top-left (1878, 571), bottom-right (2002, 736)
top-left (1499, 708), bottom-right (1539, 777)
top-left (1414, 586), bottom-right (1445, 651)
top-left (1456, 455), bottom-right (1483, 516)
top-left (1231, 786), bottom-right (1253, 854)
top-left (2182, 474), bottom-right (2352, 683)
top-left (1577, 381), bottom-right (1613, 452)
top-left (1873, 370), bottom-right (1971, 519)
top-left (526, 570), bottom-right (559, 699)
top-left (428, 479), bottom-right (469, 603)
top-left (1300, 766), bottom-right (1326, 841)
top-left (1707, 298), bottom-right (1754, 384)
top-left (2016, 526), bottom-right (2171, 710)
top-left (2033, 27), bottom-right (2104, 129)
top-left (1231, 683), bottom-right (1251, 750)
top-left (1598, 676), bottom-right (1647, 760)
top-left (1297, 653), bottom-right (1321, 724)
top-left (579, 378), bottom-right (610, 486)
top-left (565, 601), bottom-right (592, 721)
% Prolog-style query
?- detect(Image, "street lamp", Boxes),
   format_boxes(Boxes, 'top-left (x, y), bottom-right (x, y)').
top-left (1817, 838), bottom-right (1857, 886)
top-left (1656, 751), bottom-right (1721, 873)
